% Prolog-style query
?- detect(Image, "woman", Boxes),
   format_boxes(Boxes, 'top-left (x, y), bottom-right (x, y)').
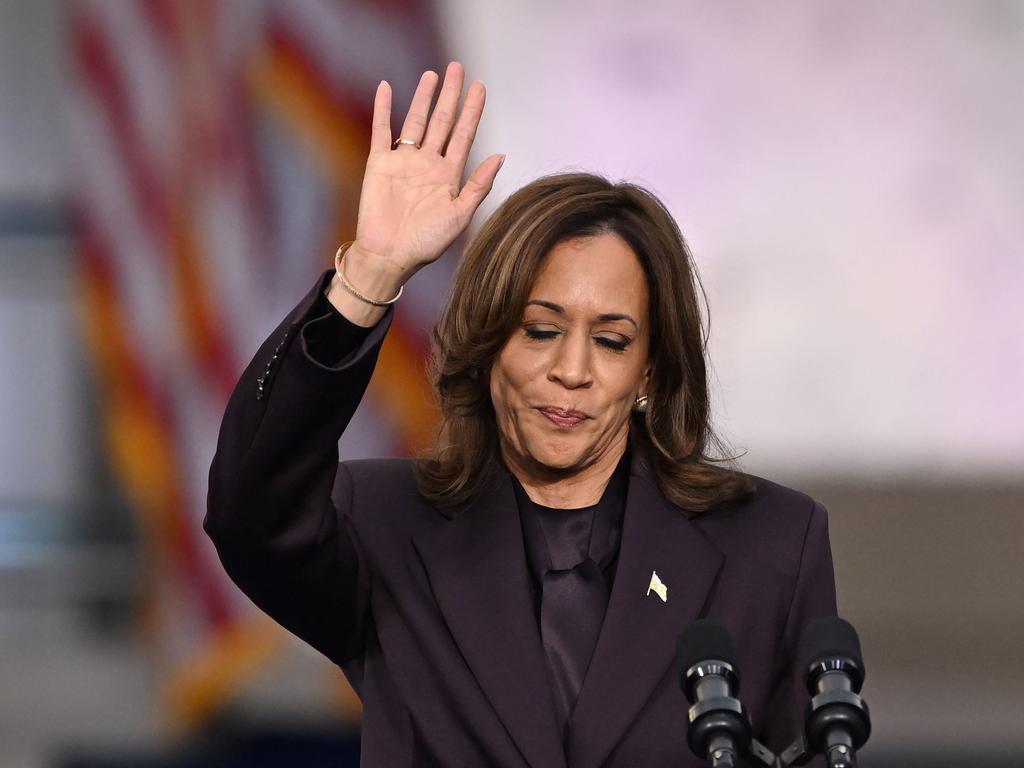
top-left (206, 62), bottom-right (836, 767)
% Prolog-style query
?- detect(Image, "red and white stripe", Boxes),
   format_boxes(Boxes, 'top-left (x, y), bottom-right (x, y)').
top-left (70, 0), bottom-right (446, 725)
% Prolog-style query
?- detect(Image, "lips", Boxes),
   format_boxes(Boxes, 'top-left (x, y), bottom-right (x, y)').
top-left (538, 406), bottom-right (589, 428)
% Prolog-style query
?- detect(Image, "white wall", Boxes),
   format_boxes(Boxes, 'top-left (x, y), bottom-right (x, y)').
top-left (439, 0), bottom-right (1024, 480)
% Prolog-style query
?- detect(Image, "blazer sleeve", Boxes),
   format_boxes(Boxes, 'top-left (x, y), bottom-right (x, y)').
top-left (760, 500), bottom-right (838, 760)
top-left (204, 269), bottom-right (392, 665)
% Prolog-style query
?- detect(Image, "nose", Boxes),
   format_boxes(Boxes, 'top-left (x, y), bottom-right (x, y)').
top-left (547, 330), bottom-right (593, 389)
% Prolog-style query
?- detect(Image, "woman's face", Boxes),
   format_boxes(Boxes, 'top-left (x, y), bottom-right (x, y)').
top-left (489, 232), bottom-right (651, 481)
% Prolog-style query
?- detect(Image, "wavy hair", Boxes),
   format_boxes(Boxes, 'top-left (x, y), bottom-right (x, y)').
top-left (415, 172), bottom-right (753, 513)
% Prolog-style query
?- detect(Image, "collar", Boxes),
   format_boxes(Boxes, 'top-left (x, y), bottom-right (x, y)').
top-left (513, 452), bottom-right (629, 579)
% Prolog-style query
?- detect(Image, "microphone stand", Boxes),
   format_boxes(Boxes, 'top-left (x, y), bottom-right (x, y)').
top-left (717, 734), bottom-right (855, 768)
top-left (745, 738), bottom-right (784, 768)
top-left (742, 734), bottom-right (858, 768)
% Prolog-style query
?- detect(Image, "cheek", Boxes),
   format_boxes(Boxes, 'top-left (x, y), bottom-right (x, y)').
top-left (602, 360), bottom-right (647, 404)
top-left (488, 353), bottom-right (521, 422)
top-left (488, 370), bottom-right (507, 417)
top-left (490, 344), bottom-right (540, 407)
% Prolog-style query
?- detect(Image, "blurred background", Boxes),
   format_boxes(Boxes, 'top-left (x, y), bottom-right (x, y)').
top-left (1, 0), bottom-right (1021, 766)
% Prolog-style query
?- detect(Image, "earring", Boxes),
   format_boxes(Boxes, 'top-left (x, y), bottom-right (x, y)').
top-left (634, 394), bottom-right (649, 413)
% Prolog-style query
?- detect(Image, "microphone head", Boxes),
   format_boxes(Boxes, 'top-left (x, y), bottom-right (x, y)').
top-left (676, 619), bottom-right (739, 702)
top-left (798, 616), bottom-right (865, 693)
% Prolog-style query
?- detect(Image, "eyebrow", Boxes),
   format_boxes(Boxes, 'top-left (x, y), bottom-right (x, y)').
top-left (526, 299), bottom-right (639, 331)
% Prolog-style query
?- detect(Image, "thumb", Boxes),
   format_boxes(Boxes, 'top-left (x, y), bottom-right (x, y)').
top-left (453, 153), bottom-right (505, 227)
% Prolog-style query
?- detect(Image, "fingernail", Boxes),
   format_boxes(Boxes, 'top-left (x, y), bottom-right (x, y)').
top-left (497, 154), bottom-right (506, 170)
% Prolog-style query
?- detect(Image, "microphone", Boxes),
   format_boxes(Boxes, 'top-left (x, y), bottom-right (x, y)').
top-left (677, 619), bottom-right (752, 768)
top-left (797, 617), bottom-right (871, 768)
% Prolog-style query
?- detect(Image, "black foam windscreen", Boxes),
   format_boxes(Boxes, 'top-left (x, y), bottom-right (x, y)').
top-left (797, 616), bottom-right (865, 674)
top-left (676, 618), bottom-right (738, 677)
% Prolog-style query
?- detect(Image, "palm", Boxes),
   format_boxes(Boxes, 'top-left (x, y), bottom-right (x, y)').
top-left (353, 64), bottom-right (503, 279)
top-left (357, 152), bottom-right (466, 267)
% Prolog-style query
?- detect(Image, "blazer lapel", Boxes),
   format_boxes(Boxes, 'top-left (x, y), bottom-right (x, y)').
top-left (566, 457), bottom-right (725, 768)
top-left (414, 472), bottom-right (567, 768)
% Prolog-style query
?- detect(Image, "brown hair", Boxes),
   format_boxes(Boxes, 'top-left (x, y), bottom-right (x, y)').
top-left (415, 172), bottom-right (753, 513)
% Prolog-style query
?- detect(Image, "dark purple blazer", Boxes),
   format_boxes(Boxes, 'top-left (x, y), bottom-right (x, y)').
top-left (206, 273), bottom-right (837, 767)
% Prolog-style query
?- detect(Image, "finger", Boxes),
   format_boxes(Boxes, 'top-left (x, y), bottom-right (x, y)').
top-left (369, 80), bottom-right (392, 153)
top-left (397, 70), bottom-right (439, 147)
top-left (444, 80), bottom-right (486, 173)
top-left (453, 153), bottom-right (505, 226)
top-left (422, 62), bottom-right (464, 153)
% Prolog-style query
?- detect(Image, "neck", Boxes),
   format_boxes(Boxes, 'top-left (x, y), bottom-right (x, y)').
top-left (504, 434), bottom-right (629, 509)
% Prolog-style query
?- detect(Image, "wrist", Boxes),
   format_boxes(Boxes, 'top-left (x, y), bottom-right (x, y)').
top-left (323, 241), bottom-right (407, 327)
top-left (344, 242), bottom-right (413, 292)
top-left (324, 271), bottom-right (389, 328)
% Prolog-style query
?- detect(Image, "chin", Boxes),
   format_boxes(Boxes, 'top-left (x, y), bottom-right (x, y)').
top-left (523, 440), bottom-right (589, 473)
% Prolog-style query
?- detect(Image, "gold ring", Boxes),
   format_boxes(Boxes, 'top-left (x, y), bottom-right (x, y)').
top-left (392, 137), bottom-right (420, 149)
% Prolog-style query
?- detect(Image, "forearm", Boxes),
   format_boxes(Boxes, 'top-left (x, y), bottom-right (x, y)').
top-left (204, 270), bottom-right (390, 662)
top-left (206, 274), bottom-right (384, 527)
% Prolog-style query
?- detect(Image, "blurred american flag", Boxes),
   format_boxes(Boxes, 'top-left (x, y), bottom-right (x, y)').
top-left (69, 0), bottom-right (444, 729)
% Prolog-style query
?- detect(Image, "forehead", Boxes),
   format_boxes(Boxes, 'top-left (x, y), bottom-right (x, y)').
top-left (528, 233), bottom-right (649, 319)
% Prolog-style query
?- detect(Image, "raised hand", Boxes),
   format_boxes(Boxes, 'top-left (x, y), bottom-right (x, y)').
top-left (329, 62), bottom-right (504, 324)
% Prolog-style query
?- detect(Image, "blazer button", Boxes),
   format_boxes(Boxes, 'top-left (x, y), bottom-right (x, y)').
top-left (255, 331), bottom-right (289, 400)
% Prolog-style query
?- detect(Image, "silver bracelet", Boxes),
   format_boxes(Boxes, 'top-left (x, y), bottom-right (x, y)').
top-left (334, 242), bottom-right (404, 307)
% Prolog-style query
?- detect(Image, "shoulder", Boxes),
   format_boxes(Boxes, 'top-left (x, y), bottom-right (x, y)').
top-left (334, 457), bottom-right (421, 506)
top-left (689, 473), bottom-right (828, 577)
top-left (702, 472), bottom-right (824, 527)
top-left (332, 457), bottom-right (439, 530)
top-left (338, 456), bottom-right (418, 485)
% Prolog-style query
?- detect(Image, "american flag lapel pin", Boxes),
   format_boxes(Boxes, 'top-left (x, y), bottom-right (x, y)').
top-left (647, 570), bottom-right (668, 602)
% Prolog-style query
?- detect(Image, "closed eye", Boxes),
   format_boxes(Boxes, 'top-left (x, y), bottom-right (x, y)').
top-left (596, 336), bottom-right (629, 352)
top-left (525, 326), bottom-right (630, 353)
top-left (524, 327), bottom-right (559, 341)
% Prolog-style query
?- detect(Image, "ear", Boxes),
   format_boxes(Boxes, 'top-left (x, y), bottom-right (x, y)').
top-left (632, 364), bottom-right (652, 415)
top-left (640, 362), bottom-right (652, 396)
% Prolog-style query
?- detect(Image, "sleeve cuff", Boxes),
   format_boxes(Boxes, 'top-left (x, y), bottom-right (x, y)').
top-left (299, 272), bottom-right (393, 370)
